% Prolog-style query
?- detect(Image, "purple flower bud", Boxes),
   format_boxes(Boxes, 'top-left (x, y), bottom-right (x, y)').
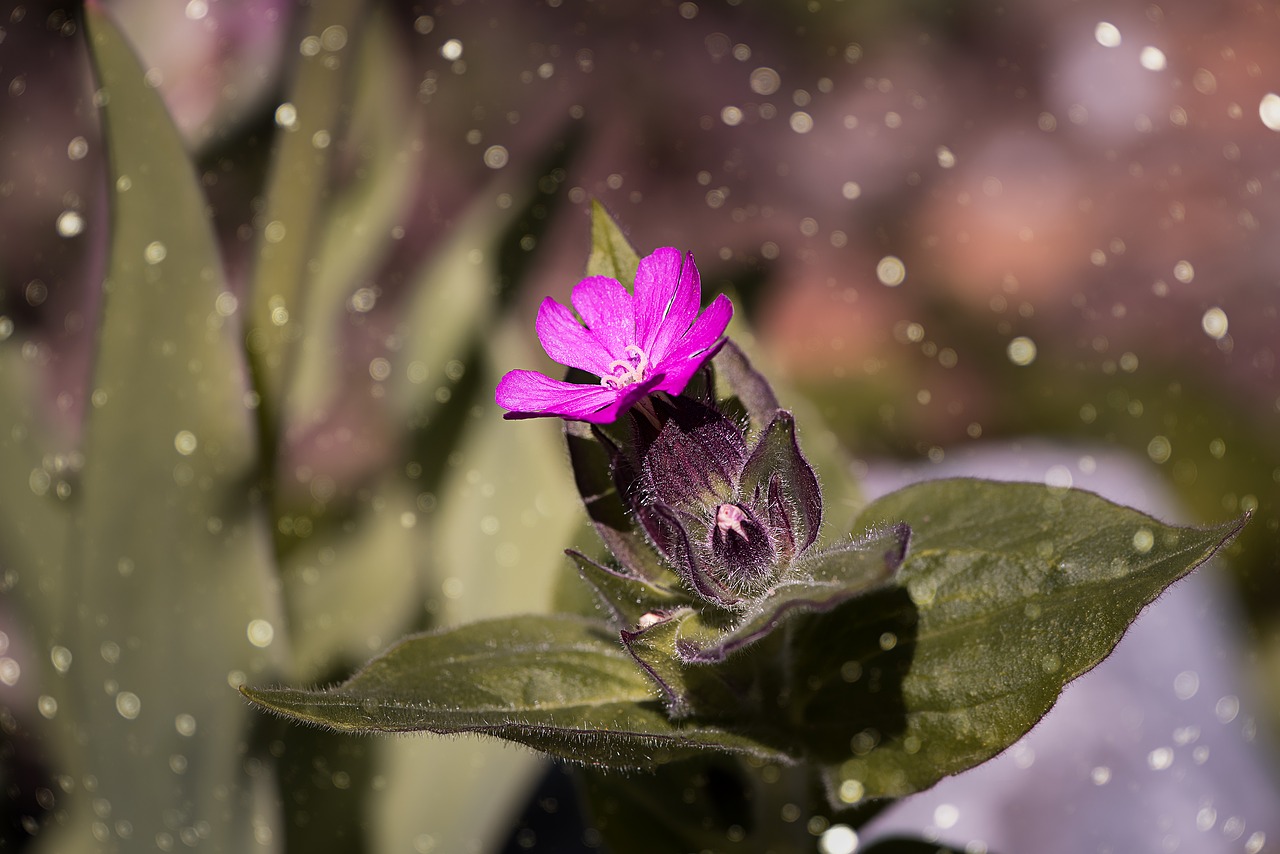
top-left (630, 398), bottom-right (824, 606)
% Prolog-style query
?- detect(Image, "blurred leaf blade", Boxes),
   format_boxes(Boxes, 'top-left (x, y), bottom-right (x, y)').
top-left (54, 7), bottom-right (287, 852)
top-left (245, 0), bottom-right (365, 420)
top-left (283, 6), bottom-right (424, 425)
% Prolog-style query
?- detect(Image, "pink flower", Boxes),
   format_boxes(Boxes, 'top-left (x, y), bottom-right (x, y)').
top-left (496, 248), bottom-right (733, 423)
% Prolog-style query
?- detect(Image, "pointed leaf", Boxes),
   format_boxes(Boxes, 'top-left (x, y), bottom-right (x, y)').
top-left (242, 614), bottom-right (793, 768)
top-left (570, 550), bottom-right (691, 629)
top-left (739, 411), bottom-right (822, 556)
top-left (59, 9), bottom-right (284, 851)
top-left (711, 339), bottom-right (781, 430)
top-left (820, 478), bottom-right (1247, 802)
top-left (621, 609), bottom-right (746, 719)
top-left (587, 200), bottom-right (640, 285)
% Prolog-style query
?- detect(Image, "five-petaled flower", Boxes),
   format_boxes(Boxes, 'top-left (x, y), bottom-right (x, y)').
top-left (495, 248), bottom-right (733, 423)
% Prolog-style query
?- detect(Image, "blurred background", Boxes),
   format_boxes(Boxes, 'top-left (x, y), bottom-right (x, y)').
top-left (2, 0), bottom-right (1279, 851)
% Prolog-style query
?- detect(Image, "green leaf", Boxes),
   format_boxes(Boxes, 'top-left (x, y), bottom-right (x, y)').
top-left (711, 339), bottom-right (782, 431)
top-left (571, 550), bottom-right (690, 629)
top-left (621, 608), bottom-right (751, 720)
top-left (821, 478), bottom-right (1246, 803)
top-left (587, 199), bottom-right (640, 285)
top-left (581, 755), bottom-right (837, 854)
top-left (244, 0), bottom-right (367, 418)
top-left (35, 8), bottom-right (285, 852)
top-left (242, 614), bottom-right (793, 768)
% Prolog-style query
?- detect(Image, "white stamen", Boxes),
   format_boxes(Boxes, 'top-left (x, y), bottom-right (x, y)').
top-left (599, 344), bottom-right (650, 389)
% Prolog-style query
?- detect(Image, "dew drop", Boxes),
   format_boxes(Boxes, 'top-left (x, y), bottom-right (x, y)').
top-left (37, 695), bottom-right (57, 719)
top-left (1173, 669), bottom-right (1199, 700)
top-left (175, 713), bottom-right (197, 736)
top-left (1094, 22), bottom-right (1122, 48)
top-left (350, 287), bottom-right (377, 313)
top-left (818, 825), bottom-right (858, 854)
top-left (1132, 527), bottom-right (1154, 553)
top-left (214, 292), bottom-right (238, 317)
top-left (483, 145), bottom-right (508, 169)
top-left (56, 210), bottom-right (84, 237)
top-left (50, 646), bottom-right (72, 673)
top-left (174, 431), bottom-right (197, 456)
top-left (749, 67), bottom-right (780, 95)
top-left (1147, 746), bottom-right (1173, 770)
top-left (246, 619), bottom-right (274, 648)
top-left (837, 778), bottom-right (864, 804)
top-left (143, 241), bottom-right (167, 265)
top-left (876, 255), bottom-right (906, 287)
top-left (440, 39), bottom-right (463, 61)
top-left (67, 136), bottom-right (88, 160)
top-left (1139, 46), bottom-right (1167, 71)
top-left (1260, 93), bottom-right (1280, 131)
top-left (789, 111), bottom-right (813, 133)
top-left (1044, 464), bottom-right (1072, 489)
top-left (1201, 307), bottom-right (1228, 340)
top-left (29, 469), bottom-right (51, 497)
top-left (933, 803), bottom-right (959, 830)
top-left (115, 691), bottom-right (141, 720)
top-left (24, 280), bottom-right (47, 306)
top-left (1007, 336), bottom-right (1037, 366)
top-left (320, 25), bottom-right (348, 52)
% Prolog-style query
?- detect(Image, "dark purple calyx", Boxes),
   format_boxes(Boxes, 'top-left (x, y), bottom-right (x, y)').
top-left (632, 398), bottom-right (825, 608)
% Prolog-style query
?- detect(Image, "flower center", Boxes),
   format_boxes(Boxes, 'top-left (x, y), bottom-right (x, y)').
top-left (715, 503), bottom-right (750, 540)
top-left (600, 344), bottom-right (650, 389)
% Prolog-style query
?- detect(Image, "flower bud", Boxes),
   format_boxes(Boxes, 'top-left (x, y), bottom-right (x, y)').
top-left (631, 398), bottom-right (823, 606)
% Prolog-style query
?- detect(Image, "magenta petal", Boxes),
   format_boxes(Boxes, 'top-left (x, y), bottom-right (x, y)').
top-left (495, 370), bottom-right (621, 420)
top-left (571, 275), bottom-right (634, 362)
top-left (645, 251), bottom-right (701, 363)
top-left (650, 293), bottom-right (734, 394)
top-left (634, 248), bottom-right (697, 359)
top-left (535, 298), bottom-right (614, 376)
